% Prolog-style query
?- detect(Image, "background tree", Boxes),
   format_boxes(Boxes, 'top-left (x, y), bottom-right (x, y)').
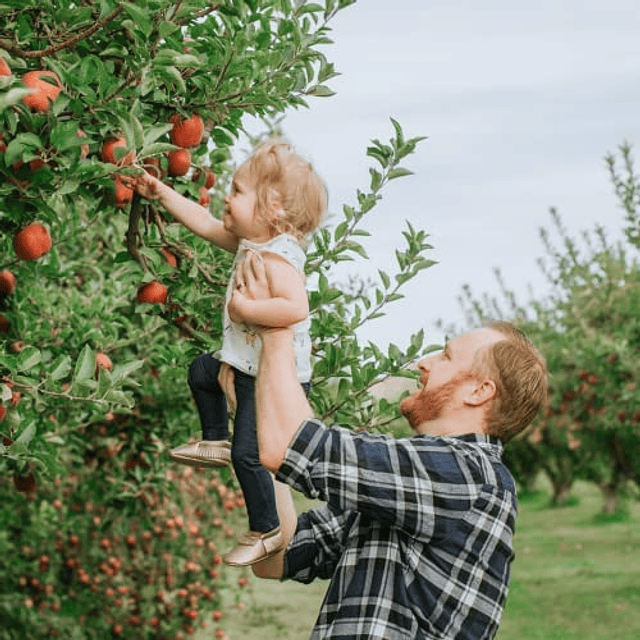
top-left (0, 2), bottom-right (436, 638)
top-left (446, 147), bottom-right (640, 514)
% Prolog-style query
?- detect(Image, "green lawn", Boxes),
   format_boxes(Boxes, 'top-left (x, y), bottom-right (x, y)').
top-left (496, 480), bottom-right (640, 640)
top-left (207, 481), bottom-right (640, 640)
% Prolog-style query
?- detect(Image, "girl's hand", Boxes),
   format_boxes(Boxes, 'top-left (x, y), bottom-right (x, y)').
top-left (133, 170), bottom-right (163, 201)
top-left (120, 167), bottom-right (163, 201)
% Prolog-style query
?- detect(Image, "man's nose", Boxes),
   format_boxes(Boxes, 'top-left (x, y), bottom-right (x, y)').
top-left (417, 358), bottom-right (433, 374)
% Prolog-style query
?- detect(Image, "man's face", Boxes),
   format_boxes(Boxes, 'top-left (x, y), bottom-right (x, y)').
top-left (399, 329), bottom-right (502, 431)
top-left (400, 370), bottom-right (478, 429)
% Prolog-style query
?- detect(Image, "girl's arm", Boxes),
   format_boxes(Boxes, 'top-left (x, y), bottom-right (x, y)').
top-left (228, 251), bottom-right (309, 327)
top-left (134, 172), bottom-right (239, 253)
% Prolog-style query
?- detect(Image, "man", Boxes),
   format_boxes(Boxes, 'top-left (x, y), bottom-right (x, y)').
top-left (229, 254), bottom-right (548, 639)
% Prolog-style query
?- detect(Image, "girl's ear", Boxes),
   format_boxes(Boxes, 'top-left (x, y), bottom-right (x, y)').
top-left (268, 200), bottom-right (285, 222)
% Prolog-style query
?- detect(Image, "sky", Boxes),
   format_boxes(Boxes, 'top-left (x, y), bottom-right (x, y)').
top-left (260, 1), bottom-right (640, 350)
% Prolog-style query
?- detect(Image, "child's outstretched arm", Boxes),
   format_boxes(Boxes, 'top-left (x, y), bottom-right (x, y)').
top-left (228, 252), bottom-right (309, 328)
top-left (133, 171), bottom-right (239, 253)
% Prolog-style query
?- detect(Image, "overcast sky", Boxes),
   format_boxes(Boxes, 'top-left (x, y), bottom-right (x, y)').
top-left (263, 1), bottom-right (640, 349)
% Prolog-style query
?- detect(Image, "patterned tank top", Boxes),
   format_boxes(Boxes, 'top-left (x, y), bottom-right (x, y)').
top-left (216, 234), bottom-right (312, 383)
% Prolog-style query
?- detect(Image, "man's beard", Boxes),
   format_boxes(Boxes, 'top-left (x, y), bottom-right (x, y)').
top-left (400, 371), bottom-right (477, 430)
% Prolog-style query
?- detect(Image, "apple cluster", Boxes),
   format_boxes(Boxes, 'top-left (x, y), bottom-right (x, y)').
top-left (0, 59), bottom-right (221, 320)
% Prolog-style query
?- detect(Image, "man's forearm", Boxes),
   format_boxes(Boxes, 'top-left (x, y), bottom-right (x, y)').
top-left (256, 328), bottom-right (314, 473)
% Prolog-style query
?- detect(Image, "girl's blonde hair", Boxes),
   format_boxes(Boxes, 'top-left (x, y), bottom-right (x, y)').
top-left (245, 138), bottom-right (328, 240)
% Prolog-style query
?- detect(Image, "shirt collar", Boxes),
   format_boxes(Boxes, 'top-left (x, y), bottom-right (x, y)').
top-left (420, 432), bottom-right (504, 456)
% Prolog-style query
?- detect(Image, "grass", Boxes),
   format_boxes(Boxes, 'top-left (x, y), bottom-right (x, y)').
top-left (496, 479), bottom-right (640, 640)
top-left (201, 481), bottom-right (640, 640)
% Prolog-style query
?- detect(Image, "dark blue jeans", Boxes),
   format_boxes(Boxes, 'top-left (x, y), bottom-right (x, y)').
top-left (188, 353), bottom-right (310, 533)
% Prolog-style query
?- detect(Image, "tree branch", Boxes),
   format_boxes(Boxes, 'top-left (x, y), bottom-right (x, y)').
top-left (125, 193), bottom-right (148, 270)
top-left (176, 2), bottom-right (223, 26)
top-left (0, 5), bottom-right (125, 59)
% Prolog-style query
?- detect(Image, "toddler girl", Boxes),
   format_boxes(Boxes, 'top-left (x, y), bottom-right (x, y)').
top-left (132, 139), bottom-right (327, 565)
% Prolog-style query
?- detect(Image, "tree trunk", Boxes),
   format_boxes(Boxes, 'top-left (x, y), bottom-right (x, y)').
top-left (550, 477), bottom-right (573, 506)
top-left (599, 482), bottom-right (620, 515)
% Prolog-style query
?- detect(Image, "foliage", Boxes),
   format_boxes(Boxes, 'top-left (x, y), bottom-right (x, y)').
top-left (0, 2), bottom-right (437, 638)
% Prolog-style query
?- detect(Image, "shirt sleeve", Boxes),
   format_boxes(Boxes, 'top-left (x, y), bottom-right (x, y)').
top-left (276, 418), bottom-right (482, 544)
top-left (283, 504), bottom-right (358, 583)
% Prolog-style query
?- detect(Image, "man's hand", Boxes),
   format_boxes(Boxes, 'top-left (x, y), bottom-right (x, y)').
top-left (228, 250), bottom-right (270, 325)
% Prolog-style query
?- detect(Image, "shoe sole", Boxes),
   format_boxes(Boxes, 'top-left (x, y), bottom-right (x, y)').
top-left (224, 544), bottom-right (283, 567)
top-left (168, 451), bottom-right (231, 468)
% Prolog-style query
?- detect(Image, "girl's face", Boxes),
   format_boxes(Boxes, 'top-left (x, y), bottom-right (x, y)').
top-left (223, 164), bottom-right (273, 242)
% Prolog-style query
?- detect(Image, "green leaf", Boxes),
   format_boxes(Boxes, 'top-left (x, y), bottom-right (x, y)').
top-left (369, 168), bottom-right (382, 191)
top-left (123, 2), bottom-right (150, 28)
top-left (139, 142), bottom-right (176, 158)
top-left (366, 143), bottom-right (392, 166)
top-left (142, 123), bottom-right (173, 147)
top-left (57, 179), bottom-right (81, 196)
top-left (306, 84), bottom-right (335, 97)
top-left (337, 377), bottom-right (350, 404)
top-left (105, 389), bottom-right (135, 407)
top-left (130, 111), bottom-right (145, 149)
top-left (1, 384), bottom-right (12, 402)
top-left (159, 65), bottom-right (187, 92)
top-left (15, 421), bottom-right (36, 446)
top-left (118, 115), bottom-right (136, 152)
top-left (334, 220), bottom-right (349, 242)
top-left (387, 168), bottom-right (414, 181)
top-left (159, 21), bottom-right (180, 38)
top-left (390, 117), bottom-right (404, 146)
top-left (111, 360), bottom-right (145, 385)
top-left (73, 345), bottom-right (95, 383)
top-left (5, 134), bottom-right (41, 164)
top-left (49, 355), bottom-right (73, 381)
top-left (17, 347), bottom-right (42, 372)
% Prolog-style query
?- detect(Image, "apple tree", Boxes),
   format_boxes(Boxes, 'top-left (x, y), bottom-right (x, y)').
top-left (450, 167), bottom-right (640, 512)
top-left (0, 2), bottom-right (436, 638)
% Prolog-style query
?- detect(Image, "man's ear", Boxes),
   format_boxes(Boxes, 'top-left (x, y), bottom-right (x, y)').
top-left (464, 377), bottom-right (497, 407)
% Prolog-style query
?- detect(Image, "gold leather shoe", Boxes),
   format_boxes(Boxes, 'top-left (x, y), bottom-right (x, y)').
top-left (169, 440), bottom-right (231, 467)
top-left (223, 526), bottom-right (284, 566)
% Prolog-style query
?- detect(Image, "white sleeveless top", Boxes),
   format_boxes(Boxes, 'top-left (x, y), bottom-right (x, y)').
top-left (216, 234), bottom-right (312, 383)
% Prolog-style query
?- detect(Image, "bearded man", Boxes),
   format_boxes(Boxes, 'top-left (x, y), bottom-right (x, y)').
top-left (229, 253), bottom-right (548, 640)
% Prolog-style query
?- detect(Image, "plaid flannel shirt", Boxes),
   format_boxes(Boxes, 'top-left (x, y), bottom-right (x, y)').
top-left (276, 418), bottom-right (517, 640)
